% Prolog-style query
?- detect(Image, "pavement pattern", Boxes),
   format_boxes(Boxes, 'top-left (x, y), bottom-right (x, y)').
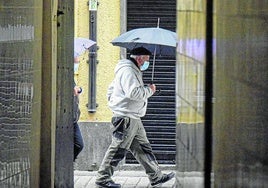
top-left (74, 170), bottom-right (206, 188)
top-left (74, 170), bottom-right (176, 188)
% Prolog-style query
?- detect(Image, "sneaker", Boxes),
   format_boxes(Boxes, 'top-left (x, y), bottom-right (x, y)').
top-left (151, 172), bottom-right (175, 187)
top-left (95, 180), bottom-right (121, 188)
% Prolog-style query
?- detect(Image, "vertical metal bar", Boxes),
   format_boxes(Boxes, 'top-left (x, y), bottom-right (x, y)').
top-left (54, 0), bottom-right (74, 187)
top-left (88, 7), bottom-right (97, 113)
top-left (204, 0), bottom-right (213, 187)
top-left (40, 0), bottom-right (57, 187)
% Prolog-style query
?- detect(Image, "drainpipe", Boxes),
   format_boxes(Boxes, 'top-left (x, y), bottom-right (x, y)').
top-left (204, 0), bottom-right (213, 187)
top-left (88, 0), bottom-right (98, 113)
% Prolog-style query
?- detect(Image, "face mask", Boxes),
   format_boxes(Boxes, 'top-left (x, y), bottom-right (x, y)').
top-left (74, 63), bottom-right (79, 73)
top-left (140, 61), bottom-right (150, 71)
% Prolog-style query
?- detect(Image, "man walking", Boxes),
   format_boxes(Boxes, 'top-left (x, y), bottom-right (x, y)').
top-left (95, 47), bottom-right (175, 188)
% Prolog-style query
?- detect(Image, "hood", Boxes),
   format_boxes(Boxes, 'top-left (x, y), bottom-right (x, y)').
top-left (114, 59), bottom-right (140, 74)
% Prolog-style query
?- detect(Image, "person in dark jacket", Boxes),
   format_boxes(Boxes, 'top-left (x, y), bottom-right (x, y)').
top-left (73, 58), bottom-right (84, 161)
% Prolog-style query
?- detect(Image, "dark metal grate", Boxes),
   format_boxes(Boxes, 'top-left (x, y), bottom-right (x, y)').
top-left (126, 0), bottom-right (176, 164)
top-left (127, 1), bottom-right (176, 32)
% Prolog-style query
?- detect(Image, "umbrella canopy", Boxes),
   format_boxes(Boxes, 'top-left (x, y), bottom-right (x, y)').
top-left (111, 26), bottom-right (177, 82)
top-left (74, 37), bottom-right (96, 58)
top-left (111, 27), bottom-right (177, 56)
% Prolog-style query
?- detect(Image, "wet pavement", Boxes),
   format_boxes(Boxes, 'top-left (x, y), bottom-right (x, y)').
top-left (74, 170), bottom-right (204, 188)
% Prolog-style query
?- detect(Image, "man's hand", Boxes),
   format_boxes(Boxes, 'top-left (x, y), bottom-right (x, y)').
top-left (74, 86), bottom-right (82, 96)
top-left (149, 84), bottom-right (156, 93)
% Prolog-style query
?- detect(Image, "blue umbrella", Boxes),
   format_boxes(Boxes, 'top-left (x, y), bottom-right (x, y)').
top-left (111, 20), bottom-right (177, 82)
top-left (111, 27), bottom-right (177, 56)
top-left (74, 37), bottom-right (96, 58)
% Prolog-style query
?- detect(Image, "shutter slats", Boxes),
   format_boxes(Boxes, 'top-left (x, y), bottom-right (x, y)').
top-left (126, 0), bottom-right (176, 164)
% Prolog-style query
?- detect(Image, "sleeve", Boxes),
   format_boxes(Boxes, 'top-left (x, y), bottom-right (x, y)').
top-left (120, 68), bottom-right (153, 101)
top-left (107, 80), bottom-right (115, 101)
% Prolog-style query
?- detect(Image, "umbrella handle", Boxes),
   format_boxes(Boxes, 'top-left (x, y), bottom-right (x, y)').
top-left (150, 81), bottom-right (161, 95)
top-left (151, 45), bottom-right (157, 82)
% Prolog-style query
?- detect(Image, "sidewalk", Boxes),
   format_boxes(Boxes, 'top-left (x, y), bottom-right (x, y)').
top-left (74, 170), bottom-right (176, 188)
top-left (74, 170), bottom-right (204, 188)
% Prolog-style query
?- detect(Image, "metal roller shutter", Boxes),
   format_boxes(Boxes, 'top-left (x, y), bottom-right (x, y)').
top-left (126, 0), bottom-right (176, 164)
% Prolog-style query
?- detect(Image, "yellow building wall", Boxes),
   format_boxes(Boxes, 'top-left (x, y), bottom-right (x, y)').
top-left (74, 0), bottom-right (204, 124)
top-left (74, 0), bottom-right (121, 122)
top-left (176, 1), bottom-right (205, 124)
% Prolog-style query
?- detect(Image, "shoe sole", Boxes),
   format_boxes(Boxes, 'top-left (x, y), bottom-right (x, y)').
top-left (151, 184), bottom-right (162, 188)
top-left (151, 172), bottom-right (175, 187)
top-left (95, 183), bottom-right (121, 188)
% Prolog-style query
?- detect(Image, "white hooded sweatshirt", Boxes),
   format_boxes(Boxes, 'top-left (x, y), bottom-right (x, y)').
top-left (107, 59), bottom-right (154, 119)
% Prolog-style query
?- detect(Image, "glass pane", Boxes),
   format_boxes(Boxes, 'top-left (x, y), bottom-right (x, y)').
top-left (176, 0), bottom-right (205, 187)
top-left (213, 1), bottom-right (268, 187)
top-left (0, 1), bottom-right (42, 187)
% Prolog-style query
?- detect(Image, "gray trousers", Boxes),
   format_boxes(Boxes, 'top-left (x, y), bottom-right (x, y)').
top-left (96, 116), bottom-right (163, 183)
